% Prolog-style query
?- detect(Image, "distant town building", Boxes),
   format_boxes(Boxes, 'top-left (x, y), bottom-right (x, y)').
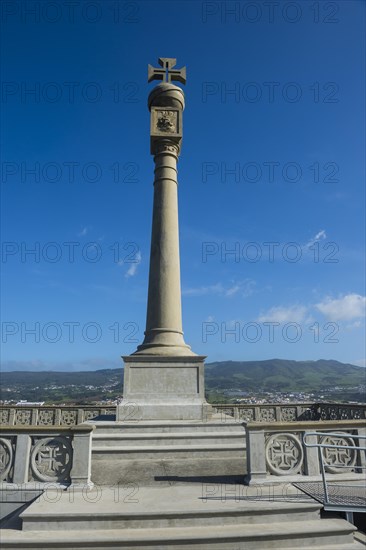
top-left (16, 400), bottom-right (45, 406)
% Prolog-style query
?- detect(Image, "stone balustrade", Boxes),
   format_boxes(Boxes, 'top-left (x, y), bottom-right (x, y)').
top-left (245, 419), bottom-right (366, 484)
top-left (212, 403), bottom-right (366, 422)
top-left (0, 406), bottom-right (114, 427)
top-left (0, 402), bottom-right (365, 426)
top-left (0, 425), bottom-right (94, 487)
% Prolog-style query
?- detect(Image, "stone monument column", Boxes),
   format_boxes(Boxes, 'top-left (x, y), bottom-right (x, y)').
top-left (117, 59), bottom-right (210, 421)
top-left (135, 60), bottom-right (193, 356)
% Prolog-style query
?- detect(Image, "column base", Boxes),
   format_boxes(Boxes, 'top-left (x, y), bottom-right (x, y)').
top-left (133, 328), bottom-right (196, 357)
top-left (133, 344), bottom-right (196, 357)
top-left (117, 355), bottom-right (210, 421)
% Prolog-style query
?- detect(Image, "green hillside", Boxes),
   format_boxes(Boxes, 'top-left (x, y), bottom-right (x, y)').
top-left (1, 359), bottom-right (365, 403)
top-left (204, 359), bottom-right (365, 392)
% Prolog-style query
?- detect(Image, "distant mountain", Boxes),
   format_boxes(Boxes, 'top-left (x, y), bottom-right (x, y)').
top-left (1, 360), bottom-right (365, 403)
top-left (204, 359), bottom-right (365, 392)
top-left (0, 369), bottom-right (120, 387)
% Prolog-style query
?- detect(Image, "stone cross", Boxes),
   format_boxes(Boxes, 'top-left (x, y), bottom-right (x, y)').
top-left (148, 57), bottom-right (186, 85)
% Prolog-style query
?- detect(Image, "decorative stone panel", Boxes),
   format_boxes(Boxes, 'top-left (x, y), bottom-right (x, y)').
top-left (0, 409), bottom-right (10, 425)
top-left (260, 408), bottom-right (276, 422)
top-left (38, 410), bottom-right (56, 426)
top-left (83, 410), bottom-right (100, 422)
top-left (60, 410), bottom-right (77, 426)
top-left (321, 406), bottom-right (339, 421)
top-left (318, 404), bottom-right (365, 421)
top-left (30, 436), bottom-right (73, 482)
top-left (0, 437), bottom-right (15, 482)
top-left (14, 409), bottom-right (32, 426)
top-left (320, 433), bottom-right (356, 474)
top-left (280, 407), bottom-right (297, 422)
top-left (265, 433), bottom-right (304, 475)
top-left (239, 408), bottom-right (255, 422)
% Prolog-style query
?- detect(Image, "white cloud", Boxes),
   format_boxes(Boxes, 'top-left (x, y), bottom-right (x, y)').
top-left (257, 304), bottom-right (308, 323)
top-left (345, 320), bottom-right (363, 330)
top-left (125, 251), bottom-right (142, 278)
top-left (304, 229), bottom-right (327, 249)
top-left (183, 283), bottom-right (225, 297)
top-left (183, 279), bottom-right (255, 298)
top-left (315, 294), bottom-right (366, 321)
top-left (314, 230), bottom-right (327, 241)
top-left (78, 226), bottom-right (89, 237)
top-left (225, 285), bottom-right (240, 297)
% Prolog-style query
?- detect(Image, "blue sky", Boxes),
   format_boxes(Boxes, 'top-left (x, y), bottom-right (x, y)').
top-left (1, 0), bottom-right (365, 371)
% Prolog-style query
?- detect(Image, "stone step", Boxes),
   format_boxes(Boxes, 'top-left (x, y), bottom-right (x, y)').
top-left (90, 421), bottom-right (247, 484)
top-left (1, 519), bottom-right (360, 549)
top-left (92, 431), bottom-right (246, 446)
top-left (21, 500), bottom-right (322, 531)
top-left (92, 443), bottom-right (246, 459)
top-left (286, 546), bottom-right (365, 550)
top-left (90, 420), bottom-right (245, 434)
top-left (91, 456), bottom-right (247, 485)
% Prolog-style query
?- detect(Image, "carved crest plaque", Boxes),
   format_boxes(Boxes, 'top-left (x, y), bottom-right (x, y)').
top-left (151, 107), bottom-right (181, 137)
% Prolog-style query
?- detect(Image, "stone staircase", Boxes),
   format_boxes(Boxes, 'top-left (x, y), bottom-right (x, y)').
top-left (1, 418), bottom-right (364, 549)
top-left (1, 483), bottom-right (364, 549)
top-left (90, 418), bottom-right (247, 485)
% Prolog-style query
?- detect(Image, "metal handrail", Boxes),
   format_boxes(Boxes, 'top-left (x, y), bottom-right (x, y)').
top-left (303, 431), bottom-right (366, 511)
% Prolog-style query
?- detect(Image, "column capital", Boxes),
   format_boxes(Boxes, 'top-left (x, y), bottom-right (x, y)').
top-left (153, 140), bottom-right (180, 157)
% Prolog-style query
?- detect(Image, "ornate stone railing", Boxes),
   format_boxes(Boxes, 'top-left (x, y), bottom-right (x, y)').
top-left (0, 402), bottom-right (365, 426)
top-left (0, 425), bottom-right (94, 487)
top-left (0, 406), bottom-right (114, 427)
top-left (212, 402), bottom-right (366, 422)
top-left (245, 419), bottom-right (366, 484)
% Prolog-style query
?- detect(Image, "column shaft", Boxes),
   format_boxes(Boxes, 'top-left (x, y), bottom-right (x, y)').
top-left (135, 144), bottom-right (193, 355)
top-left (146, 147), bottom-right (182, 332)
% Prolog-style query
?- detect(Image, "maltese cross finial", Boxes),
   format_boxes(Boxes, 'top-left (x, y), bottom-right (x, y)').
top-left (148, 58), bottom-right (186, 85)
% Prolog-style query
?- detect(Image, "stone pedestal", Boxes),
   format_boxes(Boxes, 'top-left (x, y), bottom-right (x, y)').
top-left (117, 356), bottom-right (210, 421)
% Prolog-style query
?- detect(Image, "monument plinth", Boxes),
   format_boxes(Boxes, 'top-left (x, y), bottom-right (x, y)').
top-left (117, 58), bottom-right (210, 421)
